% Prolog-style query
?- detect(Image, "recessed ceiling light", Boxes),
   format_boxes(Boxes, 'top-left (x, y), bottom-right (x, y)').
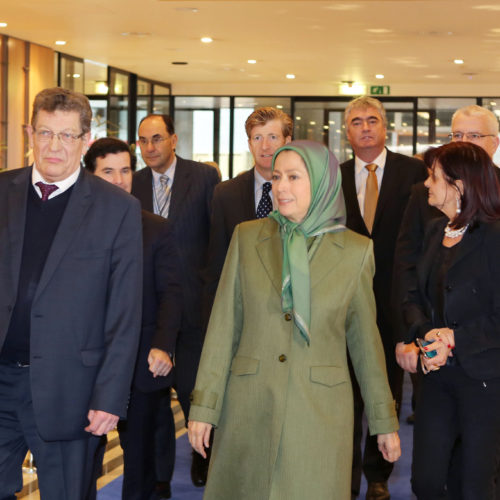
top-left (55, 40), bottom-right (66, 46)
top-left (286, 74), bottom-right (295, 79)
top-left (366, 28), bottom-right (392, 34)
top-left (454, 59), bottom-right (464, 64)
top-left (73, 73), bottom-right (81, 78)
top-left (247, 59), bottom-right (257, 64)
top-left (0, 22), bottom-right (7, 28)
top-left (201, 37), bottom-right (213, 43)
top-left (375, 74), bottom-right (384, 79)
top-left (276, 105), bottom-right (283, 109)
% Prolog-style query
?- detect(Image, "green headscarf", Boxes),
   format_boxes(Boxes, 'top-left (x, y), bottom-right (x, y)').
top-left (269, 140), bottom-right (346, 345)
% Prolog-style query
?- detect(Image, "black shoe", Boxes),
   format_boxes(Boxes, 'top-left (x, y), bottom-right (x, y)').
top-left (155, 481), bottom-right (171, 499)
top-left (406, 413), bottom-right (415, 424)
top-left (366, 481), bottom-right (390, 500)
top-left (191, 451), bottom-right (209, 487)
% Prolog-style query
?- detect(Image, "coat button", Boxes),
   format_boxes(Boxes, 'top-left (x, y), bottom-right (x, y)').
top-left (451, 321), bottom-right (458, 329)
top-left (284, 313), bottom-right (292, 321)
top-left (279, 354), bottom-right (287, 362)
top-left (445, 285), bottom-right (452, 292)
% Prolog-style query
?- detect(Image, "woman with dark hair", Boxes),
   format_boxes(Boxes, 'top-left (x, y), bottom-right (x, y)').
top-left (188, 140), bottom-right (400, 499)
top-left (403, 141), bottom-right (500, 499)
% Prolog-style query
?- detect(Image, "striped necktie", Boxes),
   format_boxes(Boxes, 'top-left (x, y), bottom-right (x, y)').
top-left (155, 175), bottom-right (171, 218)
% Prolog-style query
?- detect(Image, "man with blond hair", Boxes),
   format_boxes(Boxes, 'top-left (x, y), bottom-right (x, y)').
top-left (203, 107), bottom-right (293, 327)
top-left (340, 96), bottom-right (426, 500)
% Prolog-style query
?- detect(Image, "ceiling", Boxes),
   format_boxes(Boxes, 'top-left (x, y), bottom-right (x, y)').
top-left (2, 0), bottom-right (500, 95)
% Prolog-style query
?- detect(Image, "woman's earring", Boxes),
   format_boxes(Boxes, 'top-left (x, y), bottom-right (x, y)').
top-left (456, 197), bottom-right (461, 214)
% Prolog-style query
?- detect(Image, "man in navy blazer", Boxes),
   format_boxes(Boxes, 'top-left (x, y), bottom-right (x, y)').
top-left (202, 107), bottom-right (293, 330)
top-left (340, 96), bottom-right (426, 500)
top-left (132, 114), bottom-right (219, 489)
top-left (85, 137), bottom-right (182, 500)
top-left (0, 88), bottom-right (142, 499)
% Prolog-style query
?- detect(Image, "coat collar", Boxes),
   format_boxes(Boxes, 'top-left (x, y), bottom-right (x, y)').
top-left (255, 219), bottom-right (347, 295)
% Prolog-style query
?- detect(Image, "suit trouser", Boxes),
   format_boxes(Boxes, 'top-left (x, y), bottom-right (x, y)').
top-left (155, 328), bottom-right (203, 480)
top-left (119, 386), bottom-right (174, 500)
top-left (0, 362), bottom-right (99, 500)
top-left (412, 364), bottom-right (500, 500)
top-left (350, 340), bottom-right (404, 496)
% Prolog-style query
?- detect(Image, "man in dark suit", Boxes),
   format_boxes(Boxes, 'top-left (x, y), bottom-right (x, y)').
top-left (340, 96), bottom-right (427, 500)
top-left (0, 88), bottom-right (142, 499)
top-left (132, 114), bottom-right (219, 489)
top-left (85, 137), bottom-right (182, 500)
top-left (202, 107), bottom-right (293, 328)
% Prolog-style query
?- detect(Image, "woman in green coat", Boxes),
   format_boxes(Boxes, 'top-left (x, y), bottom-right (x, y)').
top-left (189, 140), bottom-right (400, 500)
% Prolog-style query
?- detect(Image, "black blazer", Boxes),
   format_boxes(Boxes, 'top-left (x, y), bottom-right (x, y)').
top-left (131, 156), bottom-right (220, 332)
top-left (340, 149), bottom-right (427, 347)
top-left (133, 210), bottom-right (182, 393)
top-left (403, 218), bottom-right (500, 380)
top-left (202, 168), bottom-right (256, 329)
top-left (0, 167), bottom-right (143, 440)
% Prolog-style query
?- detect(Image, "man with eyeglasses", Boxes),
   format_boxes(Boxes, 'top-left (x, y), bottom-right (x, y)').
top-left (132, 114), bottom-right (219, 495)
top-left (394, 104), bottom-right (500, 498)
top-left (0, 88), bottom-right (142, 499)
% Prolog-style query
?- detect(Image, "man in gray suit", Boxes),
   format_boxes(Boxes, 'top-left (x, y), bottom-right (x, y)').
top-left (0, 88), bottom-right (142, 499)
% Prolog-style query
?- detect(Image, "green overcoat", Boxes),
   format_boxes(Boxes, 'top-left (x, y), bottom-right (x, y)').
top-left (189, 218), bottom-right (398, 500)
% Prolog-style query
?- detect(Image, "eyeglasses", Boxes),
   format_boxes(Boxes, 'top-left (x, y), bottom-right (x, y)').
top-left (33, 128), bottom-right (85, 145)
top-left (448, 132), bottom-right (496, 141)
top-left (138, 136), bottom-right (168, 146)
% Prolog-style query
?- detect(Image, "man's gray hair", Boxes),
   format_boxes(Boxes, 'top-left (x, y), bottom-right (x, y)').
top-left (452, 105), bottom-right (499, 135)
top-left (344, 96), bottom-right (387, 128)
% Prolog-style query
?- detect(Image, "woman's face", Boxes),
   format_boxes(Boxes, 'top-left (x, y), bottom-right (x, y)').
top-left (424, 161), bottom-right (459, 218)
top-left (272, 150), bottom-right (311, 223)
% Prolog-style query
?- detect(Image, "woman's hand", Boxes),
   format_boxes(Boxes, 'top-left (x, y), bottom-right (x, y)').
top-left (377, 432), bottom-right (401, 463)
top-left (421, 327), bottom-right (455, 371)
top-left (188, 421), bottom-right (213, 459)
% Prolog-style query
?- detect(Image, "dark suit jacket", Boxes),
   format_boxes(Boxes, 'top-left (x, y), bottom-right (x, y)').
top-left (202, 168), bottom-right (256, 329)
top-left (133, 210), bottom-right (182, 393)
top-left (340, 149), bottom-right (427, 350)
top-left (0, 166), bottom-right (142, 441)
top-left (131, 156), bottom-right (220, 333)
top-left (402, 218), bottom-right (500, 380)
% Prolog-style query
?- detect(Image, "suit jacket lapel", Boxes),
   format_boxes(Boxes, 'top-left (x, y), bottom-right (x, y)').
top-left (7, 167), bottom-right (31, 290)
top-left (241, 168), bottom-right (256, 220)
top-left (255, 219), bottom-right (282, 296)
top-left (373, 149), bottom-right (398, 233)
top-left (169, 157), bottom-right (191, 220)
top-left (34, 169), bottom-right (93, 302)
top-left (342, 161), bottom-right (367, 234)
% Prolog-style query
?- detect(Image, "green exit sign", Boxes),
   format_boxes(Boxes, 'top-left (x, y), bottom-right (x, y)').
top-left (370, 85), bottom-right (390, 95)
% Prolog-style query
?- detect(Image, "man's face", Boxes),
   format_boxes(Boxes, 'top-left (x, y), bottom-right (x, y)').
top-left (451, 114), bottom-right (500, 159)
top-left (346, 106), bottom-right (387, 158)
top-left (27, 110), bottom-right (89, 183)
top-left (137, 116), bottom-right (177, 174)
top-left (93, 152), bottom-right (133, 193)
top-left (248, 119), bottom-right (291, 178)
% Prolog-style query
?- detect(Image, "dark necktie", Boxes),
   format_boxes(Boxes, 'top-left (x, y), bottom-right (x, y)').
top-left (36, 181), bottom-right (59, 201)
top-left (256, 182), bottom-right (273, 219)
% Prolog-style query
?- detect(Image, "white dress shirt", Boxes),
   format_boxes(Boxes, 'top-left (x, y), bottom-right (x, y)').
top-left (354, 148), bottom-right (387, 217)
top-left (32, 165), bottom-right (81, 200)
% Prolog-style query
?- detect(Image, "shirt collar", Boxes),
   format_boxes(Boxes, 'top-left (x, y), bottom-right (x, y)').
top-left (254, 167), bottom-right (271, 191)
top-left (151, 156), bottom-right (177, 185)
top-left (354, 148), bottom-right (387, 176)
top-left (32, 164), bottom-right (81, 200)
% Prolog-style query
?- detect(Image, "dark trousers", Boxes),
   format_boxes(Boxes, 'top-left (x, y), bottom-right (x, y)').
top-left (350, 345), bottom-right (404, 497)
top-left (119, 386), bottom-right (174, 500)
top-left (412, 364), bottom-right (500, 500)
top-left (0, 362), bottom-right (99, 500)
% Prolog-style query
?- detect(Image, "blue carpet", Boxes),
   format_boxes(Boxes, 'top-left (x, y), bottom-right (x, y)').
top-left (99, 374), bottom-right (416, 499)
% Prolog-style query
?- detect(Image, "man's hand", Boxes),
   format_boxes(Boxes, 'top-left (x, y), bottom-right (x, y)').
top-left (85, 410), bottom-right (119, 436)
top-left (148, 348), bottom-right (173, 378)
top-left (395, 342), bottom-right (419, 373)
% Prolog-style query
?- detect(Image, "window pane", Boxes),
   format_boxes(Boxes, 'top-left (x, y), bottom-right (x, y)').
top-left (109, 96), bottom-right (128, 141)
top-left (89, 99), bottom-right (108, 141)
top-left (59, 56), bottom-right (83, 92)
top-left (109, 70), bottom-right (129, 95)
top-left (137, 80), bottom-right (151, 96)
top-left (84, 60), bottom-right (108, 95)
